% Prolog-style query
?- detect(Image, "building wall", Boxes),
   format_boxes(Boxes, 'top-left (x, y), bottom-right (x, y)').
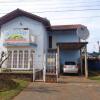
top-left (60, 50), bottom-right (80, 65)
top-left (0, 16), bottom-right (48, 69)
top-left (48, 30), bottom-right (80, 66)
top-left (49, 30), bottom-right (79, 48)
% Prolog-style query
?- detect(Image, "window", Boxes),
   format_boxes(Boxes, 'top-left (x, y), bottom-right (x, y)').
top-left (13, 51), bottom-right (17, 68)
top-left (19, 51), bottom-right (23, 68)
top-left (65, 62), bottom-right (76, 65)
top-left (7, 51), bottom-right (12, 68)
top-left (49, 36), bottom-right (52, 48)
top-left (24, 50), bottom-right (28, 68)
top-left (30, 51), bottom-right (34, 69)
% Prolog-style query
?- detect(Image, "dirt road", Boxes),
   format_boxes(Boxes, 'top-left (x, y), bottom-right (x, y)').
top-left (13, 76), bottom-right (100, 100)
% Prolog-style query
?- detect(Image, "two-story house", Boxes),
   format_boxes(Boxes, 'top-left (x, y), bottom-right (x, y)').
top-left (0, 9), bottom-right (88, 79)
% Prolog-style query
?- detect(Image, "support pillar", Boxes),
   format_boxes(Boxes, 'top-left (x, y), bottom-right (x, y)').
top-left (17, 50), bottom-right (19, 69)
top-left (84, 46), bottom-right (88, 78)
top-left (56, 53), bottom-right (58, 82)
top-left (57, 45), bottom-right (60, 75)
top-left (80, 48), bottom-right (83, 76)
top-left (22, 50), bottom-right (25, 69)
top-left (11, 50), bottom-right (14, 69)
top-left (28, 50), bottom-right (31, 69)
top-left (33, 52), bottom-right (35, 82)
top-left (43, 53), bottom-right (46, 82)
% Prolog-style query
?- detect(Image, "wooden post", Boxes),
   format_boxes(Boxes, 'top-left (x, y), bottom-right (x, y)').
top-left (84, 46), bottom-right (88, 78)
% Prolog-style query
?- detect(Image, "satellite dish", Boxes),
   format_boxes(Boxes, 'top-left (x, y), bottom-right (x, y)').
top-left (77, 27), bottom-right (89, 40)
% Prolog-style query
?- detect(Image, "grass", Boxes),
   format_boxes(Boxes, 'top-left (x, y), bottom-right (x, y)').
top-left (89, 76), bottom-right (100, 81)
top-left (0, 79), bottom-right (29, 100)
top-left (89, 71), bottom-right (100, 82)
top-left (1, 68), bottom-right (33, 74)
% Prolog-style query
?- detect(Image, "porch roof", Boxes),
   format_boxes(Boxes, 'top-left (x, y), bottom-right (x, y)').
top-left (57, 42), bottom-right (88, 50)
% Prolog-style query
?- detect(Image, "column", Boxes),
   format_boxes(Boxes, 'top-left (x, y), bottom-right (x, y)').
top-left (17, 50), bottom-right (19, 69)
top-left (57, 45), bottom-right (60, 75)
top-left (22, 50), bottom-right (25, 69)
top-left (84, 46), bottom-right (88, 78)
top-left (56, 53), bottom-right (58, 82)
top-left (11, 50), bottom-right (14, 69)
top-left (80, 48), bottom-right (83, 75)
top-left (28, 50), bottom-right (31, 70)
top-left (33, 51), bottom-right (35, 82)
top-left (43, 53), bottom-right (46, 82)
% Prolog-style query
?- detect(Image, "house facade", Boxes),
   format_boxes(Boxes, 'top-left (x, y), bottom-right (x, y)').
top-left (0, 9), bottom-right (88, 75)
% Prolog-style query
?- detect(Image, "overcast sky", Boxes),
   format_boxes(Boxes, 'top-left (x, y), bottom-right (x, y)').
top-left (0, 0), bottom-right (100, 53)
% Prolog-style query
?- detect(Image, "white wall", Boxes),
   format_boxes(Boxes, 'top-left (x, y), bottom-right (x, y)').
top-left (0, 16), bottom-right (48, 69)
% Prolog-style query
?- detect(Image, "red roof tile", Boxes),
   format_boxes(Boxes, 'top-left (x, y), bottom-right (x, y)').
top-left (0, 8), bottom-right (50, 28)
top-left (51, 24), bottom-right (86, 30)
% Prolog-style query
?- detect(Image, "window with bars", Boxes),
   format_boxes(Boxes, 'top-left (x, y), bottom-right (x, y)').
top-left (24, 50), bottom-right (28, 68)
top-left (7, 51), bottom-right (12, 68)
top-left (7, 49), bottom-right (34, 69)
top-left (19, 51), bottom-right (23, 68)
top-left (30, 50), bottom-right (34, 69)
top-left (13, 51), bottom-right (17, 68)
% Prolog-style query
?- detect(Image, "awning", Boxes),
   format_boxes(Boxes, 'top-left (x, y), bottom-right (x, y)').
top-left (57, 42), bottom-right (88, 50)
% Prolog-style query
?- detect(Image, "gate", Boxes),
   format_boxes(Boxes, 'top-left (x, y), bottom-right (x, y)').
top-left (32, 53), bottom-right (44, 82)
top-left (32, 53), bottom-right (58, 82)
top-left (45, 52), bottom-right (59, 82)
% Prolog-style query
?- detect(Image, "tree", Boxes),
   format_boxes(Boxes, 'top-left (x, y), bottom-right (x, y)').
top-left (0, 51), bottom-right (10, 68)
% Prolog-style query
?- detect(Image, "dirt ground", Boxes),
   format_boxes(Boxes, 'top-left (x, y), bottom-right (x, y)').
top-left (13, 76), bottom-right (100, 100)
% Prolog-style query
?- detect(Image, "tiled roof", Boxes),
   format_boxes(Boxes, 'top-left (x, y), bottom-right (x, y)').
top-left (0, 8), bottom-right (50, 28)
top-left (51, 24), bottom-right (86, 30)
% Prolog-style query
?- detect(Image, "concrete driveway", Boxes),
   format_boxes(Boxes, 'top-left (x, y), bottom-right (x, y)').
top-left (13, 76), bottom-right (100, 100)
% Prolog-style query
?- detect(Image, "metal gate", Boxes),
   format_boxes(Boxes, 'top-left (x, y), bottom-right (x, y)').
top-left (33, 53), bottom-right (58, 82)
top-left (45, 53), bottom-right (58, 82)
top-left (31, 52), bottom-right (44, 82)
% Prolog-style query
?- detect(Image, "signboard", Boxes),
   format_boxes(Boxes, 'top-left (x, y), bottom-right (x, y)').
top-left (3, 28), bottom-right (30, 44)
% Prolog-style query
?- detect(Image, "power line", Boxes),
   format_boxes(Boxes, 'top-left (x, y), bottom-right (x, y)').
top-left (0, 8), bottom-right (100, 15)
top-left (0, 11), bottom-right (100, 19)
top-left (49, 16), bottom-right (100, 20)
top-left (0, 0), bottom-right (100, 4)
top-left (30, 8), bottom-right (100, 13)
top-left (0, 4), bottom-right (100, 9)
top-left (0, 0), bottom-right (100, 5)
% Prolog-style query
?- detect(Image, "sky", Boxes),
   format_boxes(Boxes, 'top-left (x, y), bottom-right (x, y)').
top-left (0, 0), bottom-right (100, 53)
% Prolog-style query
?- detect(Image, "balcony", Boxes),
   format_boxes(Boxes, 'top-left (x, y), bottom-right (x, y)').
top-left (3, 28), bottom-right (37, 47)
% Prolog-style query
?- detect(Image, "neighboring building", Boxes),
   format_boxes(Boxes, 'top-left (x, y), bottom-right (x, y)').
top-left (0, 9), bottom-right (88, 74)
